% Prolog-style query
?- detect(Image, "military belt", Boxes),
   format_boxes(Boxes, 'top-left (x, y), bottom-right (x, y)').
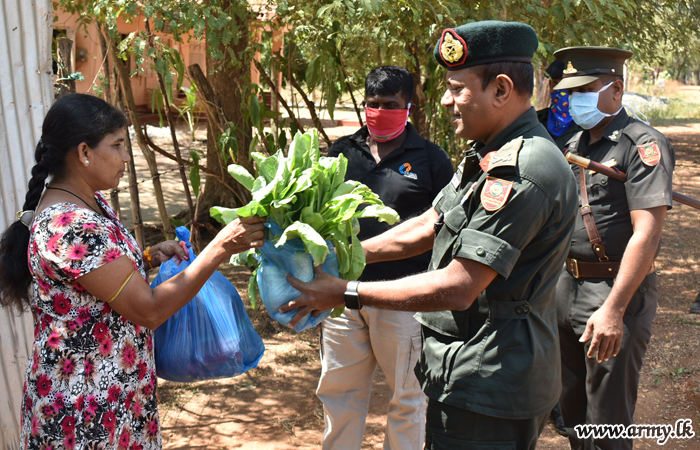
top-left (566, 258), bottom-right (620, 279)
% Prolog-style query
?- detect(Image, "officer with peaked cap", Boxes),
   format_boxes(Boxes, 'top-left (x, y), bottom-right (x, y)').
top-left (553, 47), bottom-right (675, 450)
top-left (278, 20), bottom-right (577, 449)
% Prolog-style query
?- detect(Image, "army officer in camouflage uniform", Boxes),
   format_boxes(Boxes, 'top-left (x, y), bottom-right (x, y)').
top-left (280, 21), bottom-right (578, 449)
top-left (553, 47), bottom-right (675, 450)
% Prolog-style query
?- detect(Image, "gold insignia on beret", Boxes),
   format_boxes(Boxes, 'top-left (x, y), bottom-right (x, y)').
top-left (563, 61), bottom-right (577, 74)
top-left (441, 33), bottom-right (464, 64)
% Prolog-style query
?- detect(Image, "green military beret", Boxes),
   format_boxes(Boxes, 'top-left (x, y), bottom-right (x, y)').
top-left (553, 46), bottom-right (633, 90)
top-left (433, 20), bottom-right (538, 70)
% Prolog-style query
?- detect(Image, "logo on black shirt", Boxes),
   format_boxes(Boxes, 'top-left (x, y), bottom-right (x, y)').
top-left (399, 162), bottom-right (418, 179)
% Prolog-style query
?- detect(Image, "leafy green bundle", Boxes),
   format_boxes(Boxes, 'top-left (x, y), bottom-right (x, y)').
top-left (211, 129), bottom-right (399, 310)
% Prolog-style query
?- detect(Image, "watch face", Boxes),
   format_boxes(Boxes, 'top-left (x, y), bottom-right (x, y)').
top-left (344, 292), bottom-right (360, 310)
top-left (344, 281), bottom-right (361, 309)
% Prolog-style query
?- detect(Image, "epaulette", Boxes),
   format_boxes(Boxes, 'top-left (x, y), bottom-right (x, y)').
top-left (621, 120), bottom-right (654, 144)
top-left (564, 131), bottom-right (584, 155)
top-left (486, 137), bottom-right (523, 172)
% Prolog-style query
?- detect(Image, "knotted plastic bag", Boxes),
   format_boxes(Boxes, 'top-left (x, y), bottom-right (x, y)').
top-left (152, 226), bottom-right (265, 382)
top-left (257, 223), bottom-right (340, 333)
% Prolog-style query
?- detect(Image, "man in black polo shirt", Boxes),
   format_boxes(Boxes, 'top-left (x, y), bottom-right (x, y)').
top-left (318, 65), bottom-right (453, 450)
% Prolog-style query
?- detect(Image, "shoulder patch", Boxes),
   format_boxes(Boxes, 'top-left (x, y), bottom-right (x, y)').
top-left (481, 177), bottom-right (513, 212)
top-left (637, 141), bottom-right (661, 166)
top-left (486, 137), bottom-right (523, 172)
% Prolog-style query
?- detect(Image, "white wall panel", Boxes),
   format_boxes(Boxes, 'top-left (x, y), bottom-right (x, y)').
top-left (0, 0), bottom-right (53, 447)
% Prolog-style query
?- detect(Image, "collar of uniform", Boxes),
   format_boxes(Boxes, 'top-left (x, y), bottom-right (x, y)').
top-left (475, 107), bottom-right (540, 158)
top-left (349, 122), bottom-right (425, 157)
top-left (596, 109), bottom-right (631, 143)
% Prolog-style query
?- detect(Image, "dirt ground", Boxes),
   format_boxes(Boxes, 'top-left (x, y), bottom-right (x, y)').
top-left (124, 113), bottom-right (700, 449)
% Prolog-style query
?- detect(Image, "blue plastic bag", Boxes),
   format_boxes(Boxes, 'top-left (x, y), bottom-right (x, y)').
top-left (152, 227), bottom-right (265, 382)
top-left (257, 222), bottom-right (340, 333)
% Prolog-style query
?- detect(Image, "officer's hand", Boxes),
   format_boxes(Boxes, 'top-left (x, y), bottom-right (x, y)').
top-left (279, 266), bottom-right (347, 328)
top-left (579, 306), bottom-right (624, 363)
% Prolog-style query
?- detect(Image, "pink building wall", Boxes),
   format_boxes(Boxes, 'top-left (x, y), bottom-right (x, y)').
top-left (53, 8), bottom-right (205, 107)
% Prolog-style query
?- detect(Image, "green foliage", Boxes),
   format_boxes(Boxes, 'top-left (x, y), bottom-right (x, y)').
top-left (56, 72), bottom-right (85, 82)
top-left (55, 0), bottom-right (689, 166)
top-left (275, 0), bottom-right (661, 161)
top-left (639, 0), bottom-right (700, 82)
top-left (243, 84), bottom-right (288, 157)
top-left (55, 0), bottom-right (271, 207)
top-left (635, 98), bottom-right (700, 126)
top-left (211, 129), bottom-right (399, 284)
top-left (218, 121), bottom-right (242, 164)
top-left (175, 84), bottom-right (200, 142)
top-left (189, 150), bottom-right (202, 198)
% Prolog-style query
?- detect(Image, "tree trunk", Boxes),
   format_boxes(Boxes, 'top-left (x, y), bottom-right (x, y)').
top-left (101, 25), bottom-right (174, 239)
top-left (196, 1), bottom-right (253, 227)
top-left (535, 62), bottom-right (549, 111)
top-left (55, 37), bottom-right (75, 99)
top-left (119, 86), bottom-right (146, 249)
top-left (144, 20), bottom-right (196, 226)
top-left (96, 23), bottom-right (111, 104)
top-left (410, 39), bottom-right (427, 137)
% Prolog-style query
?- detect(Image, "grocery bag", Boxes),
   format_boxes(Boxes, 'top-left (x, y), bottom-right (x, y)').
top-left (257, 222), bottom-right (340, 333)
top-left (152, 226), bottom-right (265, 382)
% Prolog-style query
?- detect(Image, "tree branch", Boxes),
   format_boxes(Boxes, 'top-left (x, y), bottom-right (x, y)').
top-left (337, 51), bottom-right (363, 127)
top-left (288, 71), bottom-right (332, 147)
top-left (142, 125), bottom-right (224, 179)
top-left (253, 58), bottom-right (305, 133)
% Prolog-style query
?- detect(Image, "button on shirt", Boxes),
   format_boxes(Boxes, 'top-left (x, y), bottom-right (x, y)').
top-left (328, 123), bottom-right (454, 281)
top-left (415, 108), bottom-right (578, 419)
top-left (566, 111), bottom-right (675, 262)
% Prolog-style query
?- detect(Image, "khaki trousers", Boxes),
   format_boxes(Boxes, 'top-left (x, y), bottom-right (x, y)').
top-left (317, 306), bottom-right (426, 450)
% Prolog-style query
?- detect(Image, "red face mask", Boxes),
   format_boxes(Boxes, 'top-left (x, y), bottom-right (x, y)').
top-left (364, 104), bottom-right (411, 142)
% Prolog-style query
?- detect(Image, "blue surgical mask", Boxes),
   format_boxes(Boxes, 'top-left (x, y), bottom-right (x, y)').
top-left (569, 82), bottom-right (623, 130)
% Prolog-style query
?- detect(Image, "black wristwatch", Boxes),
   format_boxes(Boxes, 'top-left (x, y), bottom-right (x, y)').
top-left (344, 280), bottom-right (362, 310)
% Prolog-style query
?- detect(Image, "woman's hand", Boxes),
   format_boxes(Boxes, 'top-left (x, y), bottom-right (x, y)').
top-left (212, 215), bottom-right (267, 255)
top-left (148, 240), bottom-right (189, 268)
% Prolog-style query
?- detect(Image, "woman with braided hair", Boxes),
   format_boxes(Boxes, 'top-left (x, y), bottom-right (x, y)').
top-left (0, 93), bottom-right (266, 449)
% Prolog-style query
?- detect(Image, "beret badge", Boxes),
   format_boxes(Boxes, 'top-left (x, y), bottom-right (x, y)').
top-left (439, 29), bottom-right (467, 66)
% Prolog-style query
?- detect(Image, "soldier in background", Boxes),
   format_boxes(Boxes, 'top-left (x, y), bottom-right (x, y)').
top-left (553, 47), bottom-right (675, 450)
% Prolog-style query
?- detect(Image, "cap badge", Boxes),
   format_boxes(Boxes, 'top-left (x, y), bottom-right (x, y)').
top-left (564, 61), bottom-right (577, 74)
top-left (440, 31), bottom-right (466, 65)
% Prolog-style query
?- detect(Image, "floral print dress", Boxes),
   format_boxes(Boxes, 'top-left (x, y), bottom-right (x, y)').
top-left (21, 193), bottom-right (161, 450)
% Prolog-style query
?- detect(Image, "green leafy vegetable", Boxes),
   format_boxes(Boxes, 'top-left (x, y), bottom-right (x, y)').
top-left (212, 129), bottom-right (400, 311)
